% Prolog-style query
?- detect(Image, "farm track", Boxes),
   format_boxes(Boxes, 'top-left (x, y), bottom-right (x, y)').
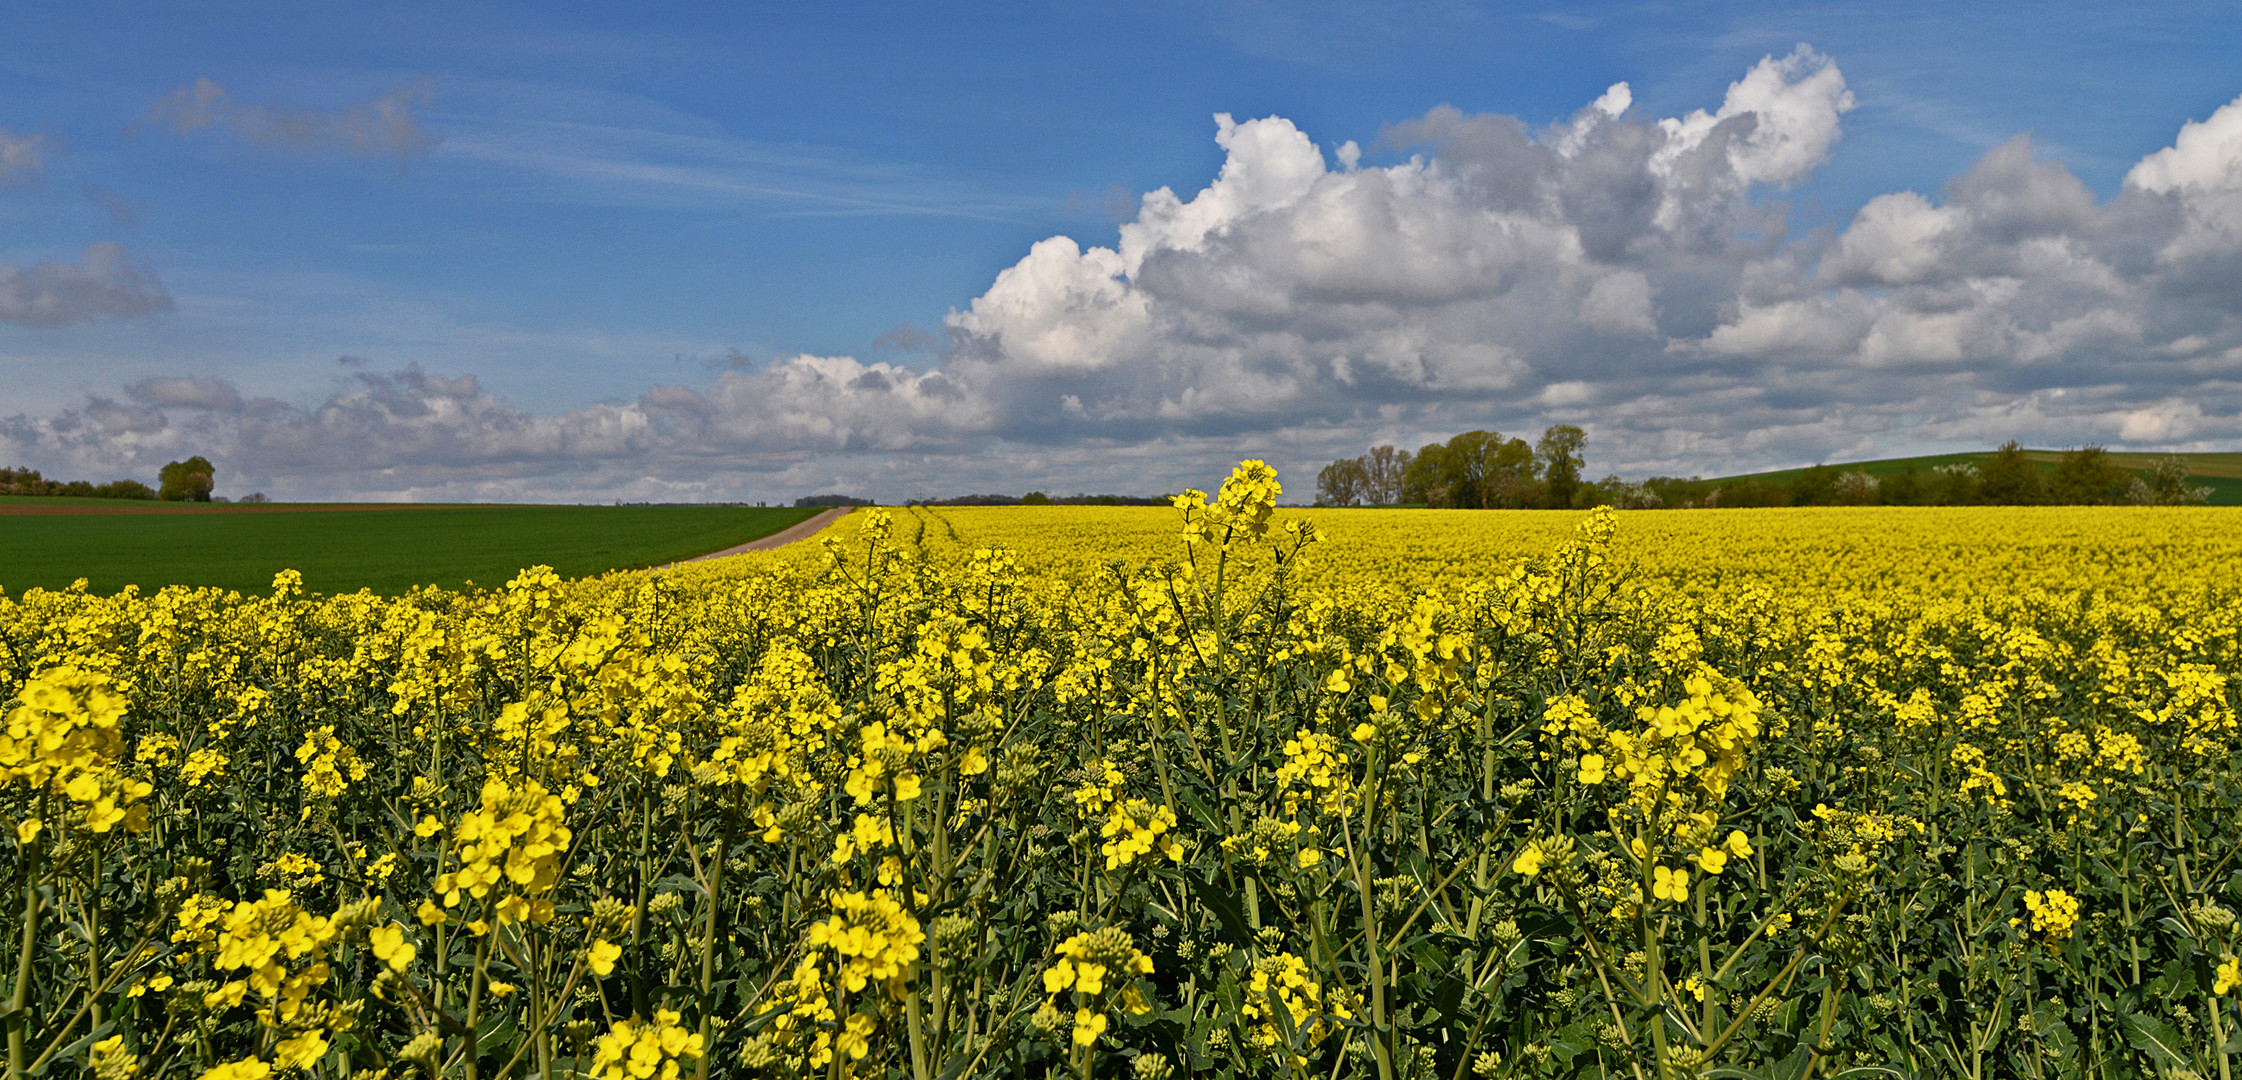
top-left (676, 506), bottom-right (851, 562)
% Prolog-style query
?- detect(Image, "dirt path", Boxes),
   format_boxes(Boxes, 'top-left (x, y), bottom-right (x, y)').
top-left (674, 506), bottom-right (851, 563)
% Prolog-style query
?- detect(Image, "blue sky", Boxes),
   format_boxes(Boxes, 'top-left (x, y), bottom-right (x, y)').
top-left (4, 1), bottom-right (2241, 500)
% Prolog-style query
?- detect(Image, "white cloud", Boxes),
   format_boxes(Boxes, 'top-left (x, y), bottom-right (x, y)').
top-left (2118, 399), bottom-right (2205, 442)
top-left (1655, 45), bottom-right (1855, 189)
top-left (12, 49), bottom-right (2242, 499)
top-left (2125, 93), bottom-right (2242, 194)
top-left (945, 238), bottom-right (1147, 374)
top-left (1822, 192), bottom-right (1959, 285)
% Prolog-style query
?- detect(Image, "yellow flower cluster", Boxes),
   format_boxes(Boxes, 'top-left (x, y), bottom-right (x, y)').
top-left (1099, 798), bottom-right (1182, 870)
top-left (1240, 952), bottom-right (1356, 1067)
top-left (1603, 668), bottom-right (1762, 818)
top-left (1, 666), bottom-right (151, 835)
top-left (176, 890), bottom-right (379, 1076)
top-left (803, 888), bottom-right (926, 995)
top-left (292, 724), bottom-right (368, 802)
top-left (1274, 728), bottom-right (1355, 818)
top-left (588, 1009), bottom-right (705, 1080)
top-left (1175, 459), bottom-right (1284, 547)
top-left (2016, 888), bottom-right (2082, 942)
top-left (431, 777), bottom-right (572, 929)
top-left (1041, 927), bottom-right (1155, 1047)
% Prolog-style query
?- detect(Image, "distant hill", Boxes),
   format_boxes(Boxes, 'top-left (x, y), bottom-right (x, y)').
top-left (1695, 450), bottom-right (2242, 506)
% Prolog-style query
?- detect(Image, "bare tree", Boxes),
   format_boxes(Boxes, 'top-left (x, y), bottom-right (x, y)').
top-left (1361, 445), bottom-right (1411, 505)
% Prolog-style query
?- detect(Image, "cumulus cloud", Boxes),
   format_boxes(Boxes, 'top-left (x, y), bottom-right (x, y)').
top-left (0, 128), bottom-right (47, 187)
top-left (137, 77), bottom-right (440, 163)
top-left (0, 242), bottom-right (172, 327)
top-left (2, 357), bottom-right (988, 500)
top-left (13, 48), bottom-right (2242, 499)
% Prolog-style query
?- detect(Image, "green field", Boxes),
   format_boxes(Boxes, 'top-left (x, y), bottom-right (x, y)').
top-left (1699, 449), bottom-right (2242, 505)
top-left (0, 501), bottom-right (821, 596)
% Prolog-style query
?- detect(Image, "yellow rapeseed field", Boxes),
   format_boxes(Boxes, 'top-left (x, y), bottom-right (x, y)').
top-left (2, 461), bottom-right (2238, 1080)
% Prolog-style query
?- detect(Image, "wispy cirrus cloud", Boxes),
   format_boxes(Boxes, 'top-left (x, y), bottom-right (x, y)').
top-left (135, 77), bottom-right (441, 164)
top-left (425, 81), bottom-right (1052, 222)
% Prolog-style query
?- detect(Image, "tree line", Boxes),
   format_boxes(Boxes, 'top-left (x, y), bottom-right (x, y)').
top-left (1319, 436), bottom-right (2215, 509)
top-left (0, 456), bottom-right (258, 502)
top-left (1316, 426), bottom-right (1591, 508)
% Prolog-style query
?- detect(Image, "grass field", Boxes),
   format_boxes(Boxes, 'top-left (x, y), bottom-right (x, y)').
top-left (1697, 448), bottom-right (2242, 504)
top-left (0, 501), bottom-right (820, 596)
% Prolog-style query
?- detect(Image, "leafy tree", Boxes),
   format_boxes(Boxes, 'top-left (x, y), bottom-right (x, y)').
top-left (1535, 425), bottom-right (1587, 508)
top-left (1710, 479), bottom-right (1787, 508)
top-left (1315, 458), bottom-right (1369, 507)
top-left (1402, 442), bottom-right (1451, 506)
top-left (1880, 466), bottom-right (1922, 506)
top-left (96, 479), bottom-right (157, 500)
top-left (158, 456), bottom-right (216, 502)
top-left (1788, 464), bottom-right (1840, 506)
top-left (1978, 441), bottom-right (2044, 504)
top-left (2048, 445), bottom-right (2129, 504)
top-left (1445, 430), bottom-right (1538, 508)
top-left (1928, 463), bottom-right (1981, 504)
top-left (1019, 491), bottom-right (1051, 505)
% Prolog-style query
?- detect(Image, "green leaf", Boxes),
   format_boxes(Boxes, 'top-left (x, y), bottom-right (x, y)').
top-left (1191, 870), bottom-right (1253, 945)
top-left (1174, 785), bottom-right (1222, 834)
top-left (2120, 1013), bottom-right (2189, 1067)
top-left (1771, 1043), bottom-right (1814, 1080)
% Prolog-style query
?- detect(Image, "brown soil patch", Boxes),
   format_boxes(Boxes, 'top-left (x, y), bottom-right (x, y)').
top-left (0, 502), bottom-right (469, 516)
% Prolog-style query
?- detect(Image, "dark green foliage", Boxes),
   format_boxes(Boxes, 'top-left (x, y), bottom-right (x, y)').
top-left (1314, 457), bottom-right (1368, 506)
top-left (1, 467), bottom-right (157, 499)
top-left (1403, 441), bottom-right (1451, 505)
top-left (1788, 464), bottom-right (1842, 505)
top-left (1343, 428), bottom-right (1574, 509)
top-left (158, 456), bottom-right (217, 501)
top-left (96, 479), bottom-right (157, 500)
top-left (1536, 424), bottom-right (1586, 509)
top-left (1978, 441), bottom-right (2044, 504)
top-left (1882, 466), bottom-right (1922, 505)
top-left (2050, 446), bottom-right (2133, 504)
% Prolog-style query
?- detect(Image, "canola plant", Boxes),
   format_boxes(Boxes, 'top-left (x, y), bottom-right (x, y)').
top-left (1, 461), bottom-right (2239, 1080)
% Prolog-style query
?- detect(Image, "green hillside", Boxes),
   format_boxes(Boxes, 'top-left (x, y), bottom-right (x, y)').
top-left (1697, 450), bottom-right (2242, 506)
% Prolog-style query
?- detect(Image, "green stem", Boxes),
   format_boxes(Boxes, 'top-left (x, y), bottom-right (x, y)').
top-left (694, 832), bottom-right (727, 1080)
top-left (7, 844), bottom-right (40, 1080)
